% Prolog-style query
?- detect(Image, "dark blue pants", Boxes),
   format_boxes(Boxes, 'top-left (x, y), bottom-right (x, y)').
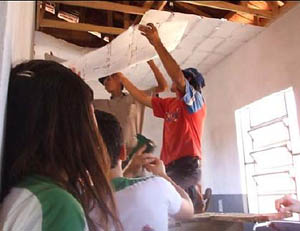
top-left (166, 156), bottom-right (202, 205)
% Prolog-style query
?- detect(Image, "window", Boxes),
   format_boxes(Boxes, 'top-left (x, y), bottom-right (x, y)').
top-left (235, 88), bottom-right (300, 217)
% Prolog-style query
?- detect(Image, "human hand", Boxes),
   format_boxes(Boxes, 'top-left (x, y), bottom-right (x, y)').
top-left (275, 195), bottom-right (300, 214)
top-left (144, 157), bottom-right (166, 177)
top-left (138, 23), bottom-right (161, 46)
top-left (124, 145), bottom-right (157, 177)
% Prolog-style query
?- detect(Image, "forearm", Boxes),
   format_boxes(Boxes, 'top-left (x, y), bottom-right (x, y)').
top-left (120, 77), bottom-right (152, 108)
top-left (153, 41), bottom-right (185, 92)
top-left (160, 174), bottom-right (192, 204)
top-left (148, 61), bottom-right (168, 93)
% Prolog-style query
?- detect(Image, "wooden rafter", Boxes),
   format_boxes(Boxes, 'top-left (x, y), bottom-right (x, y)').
top-left (133, 1), bottom-right (154, 25)
top-left (36, 1), bottom-right (45, 30)
top-left (107, 11), bottom-right (114, 41)
top-left (175, 2), bottom-right (212, 18)
top-left (267, 1), bottom-right (280, 16)
top-left (263, 1), bottom-right (300, 26)
top-left (40, 19), bottom-right (126, 35)
top-left (156, 1), bottom-right (168, 11)
top-left (123, 1), bottom-right (130, 29)
top-left (182, 1), bottom-right (273, 19)
top-left (54, 1), bottom-right (148, 15)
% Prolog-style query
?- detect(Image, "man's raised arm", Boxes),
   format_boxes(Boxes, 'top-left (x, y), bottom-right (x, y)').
top-left (147, 59), bottom-right (168, 93)
top-left (118, 73), bottom-right (153, 108)
top-left (139, 23), bottom-right (186, 93)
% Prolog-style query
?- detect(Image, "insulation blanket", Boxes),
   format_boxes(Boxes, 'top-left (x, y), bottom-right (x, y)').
top-left (64, 11), bottom-right (188, 80)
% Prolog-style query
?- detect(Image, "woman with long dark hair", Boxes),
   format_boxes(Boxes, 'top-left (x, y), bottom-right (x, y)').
top-left (0, 60), bottom-right (122, 231)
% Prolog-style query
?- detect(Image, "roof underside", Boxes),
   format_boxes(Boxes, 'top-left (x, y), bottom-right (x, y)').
top-left (36, 1), bottom-right (293, 48)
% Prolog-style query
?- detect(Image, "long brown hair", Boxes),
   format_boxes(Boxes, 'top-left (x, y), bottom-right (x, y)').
top-left (1, 60), bottom-right (122, 231)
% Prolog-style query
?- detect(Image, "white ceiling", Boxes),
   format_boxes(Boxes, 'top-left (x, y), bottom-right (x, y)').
top-left (34, 10), bottom-right (265, 99)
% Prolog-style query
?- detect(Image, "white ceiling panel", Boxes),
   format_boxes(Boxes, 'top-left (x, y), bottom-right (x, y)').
top-left (34, 10), bottom-right (265, 97)
top-left (202, 53), bottom-right (226, 66)
top-left (215, 38), bottom-right (244, 56)
top-left (195, 37), bottom-right (225, 52)
top-left (211, 20), bottom-right (241, 38)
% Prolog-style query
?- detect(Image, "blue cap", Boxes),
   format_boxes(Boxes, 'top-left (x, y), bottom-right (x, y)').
top-left (182, 68), bottom-right (205, 88)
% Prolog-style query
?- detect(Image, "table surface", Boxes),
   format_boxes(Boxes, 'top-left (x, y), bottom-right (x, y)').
top-left (190, 212), bottom-right (292, 223)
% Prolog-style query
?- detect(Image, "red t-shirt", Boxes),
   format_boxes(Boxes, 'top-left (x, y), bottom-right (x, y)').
top-left (152, 81), bottom-right (206, 165)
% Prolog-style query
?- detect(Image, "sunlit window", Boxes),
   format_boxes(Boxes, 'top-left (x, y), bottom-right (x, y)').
top-left (235, 87), bottom-right (300, 217)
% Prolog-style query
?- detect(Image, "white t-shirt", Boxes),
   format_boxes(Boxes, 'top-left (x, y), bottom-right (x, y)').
top-left (91, 176), bottom-right (182, 231)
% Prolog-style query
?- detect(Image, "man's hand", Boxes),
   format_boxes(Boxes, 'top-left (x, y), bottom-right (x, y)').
top-left (275, 195), bottom-right (300, 214)
top-left (139, 23), bottom-right (162, 47)
top-left (123, 145), bottom-right (157, 178)
top-left (144, 157), bottom-right (167, 177)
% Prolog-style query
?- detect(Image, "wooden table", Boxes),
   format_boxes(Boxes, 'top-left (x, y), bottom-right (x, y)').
top-left (168, 212), bottom-right (292, 231)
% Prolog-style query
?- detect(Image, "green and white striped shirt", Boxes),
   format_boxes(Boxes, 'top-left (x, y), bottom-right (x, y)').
top-left (0, 175), bottom-right (88, 231)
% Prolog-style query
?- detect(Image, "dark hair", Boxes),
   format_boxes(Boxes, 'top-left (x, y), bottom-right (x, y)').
top-left (1, 60), bottom-right (122, 231)
top-left (94, 110), bottom-right (123, 168)
top-left (187, 77), bottom-right (201, 92)
top-left (182, 68), bottom-right (205, 92)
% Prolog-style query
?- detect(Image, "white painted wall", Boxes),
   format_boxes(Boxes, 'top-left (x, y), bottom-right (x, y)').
top-left (0, 1), bottom-right (11, 172)
top-left (0, 1), bottom-right (35, 182)
top-left (9, 1), bottom-right (35, 64)
top-left (202, 5), bottom-right (300, 194)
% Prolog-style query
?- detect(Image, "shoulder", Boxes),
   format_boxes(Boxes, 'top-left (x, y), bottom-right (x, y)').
top-left (20, 176), bottom-right (86, 231)
top-left (93, 99), bottom-right (109, 108)
top-left (141, 176), bottom-right (174, 191)
top-left (152, 96), bottom-right (177, 104)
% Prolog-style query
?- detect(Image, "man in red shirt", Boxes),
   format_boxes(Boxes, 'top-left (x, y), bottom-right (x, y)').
top-left (118, 23), bottom-right (211, 212)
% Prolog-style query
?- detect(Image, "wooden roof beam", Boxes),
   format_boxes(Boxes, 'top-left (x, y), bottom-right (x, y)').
top-left (123, 1), bottom-right (131, 29)
top-left (182, 1), bottom-right (273, 19)
top-left (40, 19), bottom-right (126, 35)
top-left (175, 2), bottom-right (212, 18)
top-left (156, 1), bottom-right (168, 11)
top-left (263, 1), bottom-right (300, 26)
top-left (36, 1), bottom-right (45, 30)
top-left (133, 1), bottom-right (154, 25)
top-left (54, 1), bottom-right (148, 15)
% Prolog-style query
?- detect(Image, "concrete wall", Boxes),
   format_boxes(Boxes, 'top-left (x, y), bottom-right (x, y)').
top-left (0, 1), bottom-right (35, 187)
top-left (9, 1), bottom-right (35, 64)
top-left (201, 3), bottom-right (300, 211)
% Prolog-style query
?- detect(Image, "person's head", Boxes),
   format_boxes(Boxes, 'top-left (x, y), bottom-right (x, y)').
top-left (94, 110), bottom-right (126, 169)
top-left (171, 68), bottom-right (205, 94)
top-left (2, 60), bottom-right (122, 231)
top-left (98, 72), bottom-right (124, 95)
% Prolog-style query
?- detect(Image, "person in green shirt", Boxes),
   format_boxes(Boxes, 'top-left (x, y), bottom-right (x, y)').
top-left (0, 60), bottom-right (122, 231)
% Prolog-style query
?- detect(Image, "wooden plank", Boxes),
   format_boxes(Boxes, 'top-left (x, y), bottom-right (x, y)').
top-left (192, 212), bottom-right (292, 223)
top-left (264, 1), bottom-right (300, 26)
top-left (36, 1), bottom-right (41, 30)
top-left (54, 1), bottom-right (147, 15)
top-left (36, 1), bottom-right (45, 30)
top-left (169, 220), bottom-right (243, 231)
top-left (156, 1), bottom-right (168, 11)
top-left (133, 1), bottom-right (154, 25)
top-left (182, 1), bottom-right (273, 19)
top-left (107, 11), bottom-right (114, 41)
top-left (123, 1), bottom-right (130, 29)
top-left (40, 19), bottom-right (126, 35)
top-left (268, 1), bottom-right (280, 16)
top-left (175, 2), bottom-right (212, 18)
